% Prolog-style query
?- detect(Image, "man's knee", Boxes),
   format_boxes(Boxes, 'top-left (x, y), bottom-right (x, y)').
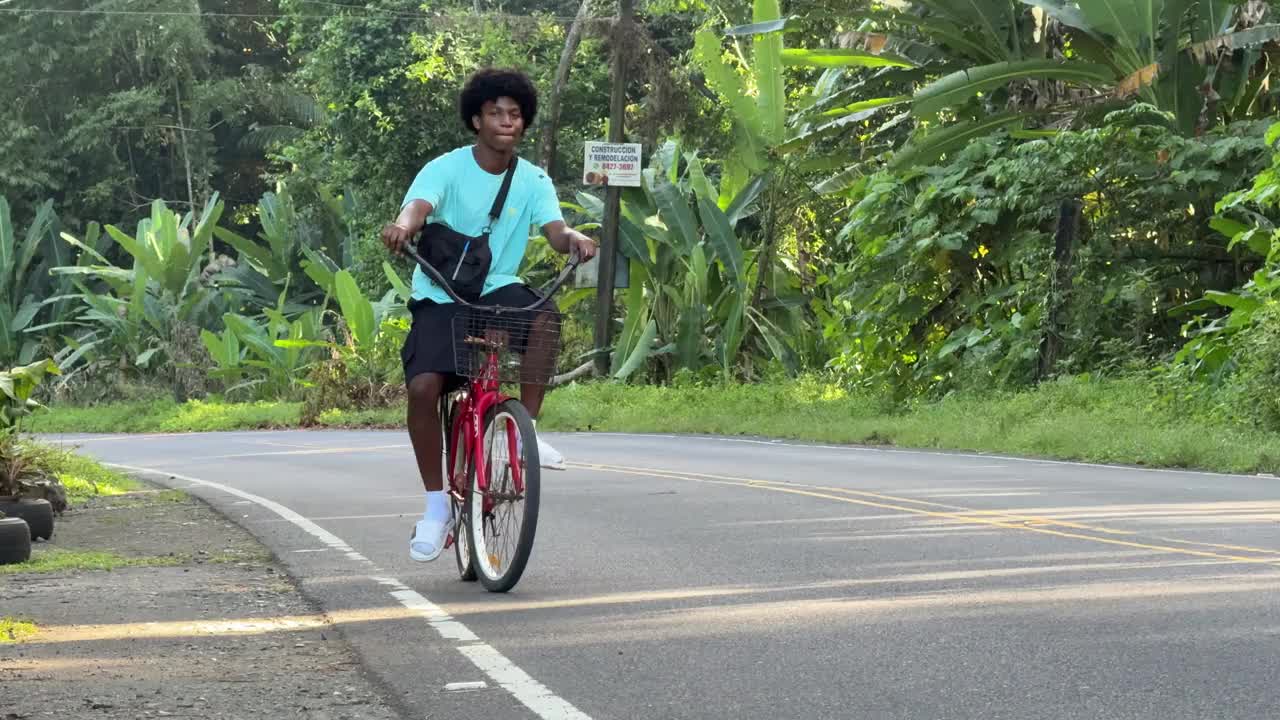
top-left (531, 304), bottom-right (561, 336)
top-left (407, 373), bottom-right (444, 407)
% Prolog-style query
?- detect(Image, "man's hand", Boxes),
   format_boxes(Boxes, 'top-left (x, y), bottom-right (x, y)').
top-left (383, 199), bottom-right (433, 256)
top-left (381, 222), bottom-right (416, 256)
top-left (543, 220), bottom-right (597, 262)
top-left (566, 229), bottom-right (598, 263)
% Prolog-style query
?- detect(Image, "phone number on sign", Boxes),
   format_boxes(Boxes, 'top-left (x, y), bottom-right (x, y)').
top-left (599, 162), bottom-right (636, 171)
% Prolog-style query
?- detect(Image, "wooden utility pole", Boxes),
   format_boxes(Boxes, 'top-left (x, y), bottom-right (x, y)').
top-left (1037, 199), bottom-right (1082, 380)
top-left (593, 0), bottom-right (632, 376)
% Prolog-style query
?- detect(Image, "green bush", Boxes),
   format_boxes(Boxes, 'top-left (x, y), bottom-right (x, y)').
top-left (824, 117), bottom-right (1275, 397)
top-left (299, 315), bottom-right (408, 424)
top-left (1225, 301), bottom-right (1280, 430)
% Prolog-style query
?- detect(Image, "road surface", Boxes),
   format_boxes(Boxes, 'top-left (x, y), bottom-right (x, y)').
top-left (51, 429), bottom-right (1280, 720)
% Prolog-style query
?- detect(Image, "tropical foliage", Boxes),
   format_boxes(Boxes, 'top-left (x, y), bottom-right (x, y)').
top-left (3, 0), bottom-right (1280, 429)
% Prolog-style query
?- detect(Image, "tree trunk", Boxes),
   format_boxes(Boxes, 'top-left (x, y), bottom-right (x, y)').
top-left (174, 78), bottom-right (196, 213)
top-left (539, 0), bottom-right (591, 176)
top-left (750, 190), bottom-right (778, 309)
top-left (1037, 199), bottom-right (1082, 381)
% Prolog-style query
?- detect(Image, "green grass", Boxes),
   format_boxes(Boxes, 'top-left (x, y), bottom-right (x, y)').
top-left (91, 488), bottom-right (189, 508)
top-left (537, 375), bottom-right (1280, 475)
top-left (26, 398), bottom-right (402, 433)
top-left (0, 548), bottom-right (183, 575)
top-left (26, 375), bottom-right (1280, 475)
top-left (11, 442), bottom-right (142, 504)
top-left (25, 398), bottom-right (302, 434)
top-left (50, 451), bottom-right (141, 504)
top-left (315, 406), bottom-right (402, 427)
top-left (0, 617), bottom-right (38, 643)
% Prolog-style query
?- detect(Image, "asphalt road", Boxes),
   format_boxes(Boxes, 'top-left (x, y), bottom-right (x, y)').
top-left (50, 429), bottom-right (1280, 720)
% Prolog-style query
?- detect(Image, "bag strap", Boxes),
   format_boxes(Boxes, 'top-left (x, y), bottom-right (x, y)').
top-left (483, 157), bottom-right (518, 232)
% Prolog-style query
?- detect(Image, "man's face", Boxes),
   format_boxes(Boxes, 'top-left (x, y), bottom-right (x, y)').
top-left (473, 96), bottom-right (525, 151)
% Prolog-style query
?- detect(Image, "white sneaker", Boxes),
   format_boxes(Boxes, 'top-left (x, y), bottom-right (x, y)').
top-left (409, 515), bottom-right (450, 562)
top-left (537, 436), bottom-right (566, 471)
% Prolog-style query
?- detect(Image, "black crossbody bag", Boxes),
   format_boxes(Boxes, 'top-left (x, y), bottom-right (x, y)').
top-left (418, 157), bottom-right (517, 303)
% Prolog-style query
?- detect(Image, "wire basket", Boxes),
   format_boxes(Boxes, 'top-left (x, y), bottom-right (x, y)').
top-left (451, 305), bottom-right (563, 386)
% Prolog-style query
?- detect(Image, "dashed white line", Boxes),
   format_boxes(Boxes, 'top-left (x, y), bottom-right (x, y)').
top-left (384, 587), bottom-right (479, 642)
top-left (445, 680), bottom-right (489, 692)
top-left (459, 643), bottom-right (592, 720)
top-left (105, 462), bottom-right (593, 720)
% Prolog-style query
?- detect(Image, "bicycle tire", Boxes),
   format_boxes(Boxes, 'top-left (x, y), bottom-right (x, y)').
top-left (452, 494), bottom-right (476, 581)
top-left (442, 396), bottom-right (477, 582)
top-left (468, 399), bottom-right (540, 593)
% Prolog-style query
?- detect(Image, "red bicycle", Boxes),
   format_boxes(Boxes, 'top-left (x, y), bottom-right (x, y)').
top-left (405, 242), bottom-right (581, 593)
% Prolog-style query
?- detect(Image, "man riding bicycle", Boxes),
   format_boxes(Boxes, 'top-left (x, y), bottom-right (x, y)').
top-left (381, 68), bottom-right (598, 563)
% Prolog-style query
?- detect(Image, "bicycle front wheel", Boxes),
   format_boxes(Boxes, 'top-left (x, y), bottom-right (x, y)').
top-left (468, 399), bottom-right (540, 593)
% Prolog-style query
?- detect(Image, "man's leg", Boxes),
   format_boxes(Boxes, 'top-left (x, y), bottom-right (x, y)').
top-left (519, 306), bottom-right (565, 469)
top-left (518, 305), bottom-right (561, 414)
top-left (407, 372), bottom-right (445, 491)
top-left (407, 371), bottom-right (451, 561)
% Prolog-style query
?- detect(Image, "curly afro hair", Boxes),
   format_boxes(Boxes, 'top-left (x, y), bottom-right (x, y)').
top-left (459, 68), bottom-right (539, 134)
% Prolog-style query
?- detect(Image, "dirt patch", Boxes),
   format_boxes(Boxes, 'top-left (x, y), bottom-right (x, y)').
top-left (0, 481), bottom-right (402, 719)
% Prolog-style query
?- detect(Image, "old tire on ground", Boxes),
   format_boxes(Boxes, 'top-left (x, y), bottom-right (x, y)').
top-left (0, 498), bottom-right (54, 540)
top-left (0, 516), bottom-right (33, 565)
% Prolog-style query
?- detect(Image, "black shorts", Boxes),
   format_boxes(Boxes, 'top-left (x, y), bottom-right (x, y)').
top-left (401, 283), bottom-right (558, 389)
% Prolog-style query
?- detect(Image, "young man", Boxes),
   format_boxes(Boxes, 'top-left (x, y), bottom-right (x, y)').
top-left (381, 68), bottom-right (597, 562)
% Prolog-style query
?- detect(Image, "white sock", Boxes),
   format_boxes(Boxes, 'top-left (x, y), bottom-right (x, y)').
top-left (423, 490), bottom-right (450, 522)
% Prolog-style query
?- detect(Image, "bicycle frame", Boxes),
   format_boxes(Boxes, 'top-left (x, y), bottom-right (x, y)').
top-left (443, 353), bottom-right (521, 518)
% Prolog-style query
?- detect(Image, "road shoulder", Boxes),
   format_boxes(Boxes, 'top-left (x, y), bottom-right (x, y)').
top-left (0, 477), bottom-right (403, 719)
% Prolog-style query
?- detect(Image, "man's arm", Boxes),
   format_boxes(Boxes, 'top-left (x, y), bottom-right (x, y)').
top-left (542, 220), bottom-right (598, 262)
top-left (381, 199), bottom-right (433, 255)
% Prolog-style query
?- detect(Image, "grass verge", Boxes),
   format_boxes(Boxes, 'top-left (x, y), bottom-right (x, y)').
top-left (0, 548), bottom-right (183, 575)
top-left (12, 442), bottom-right (141, 504)
top-left (26, 375), bottom-right (1280, 475)
top-left (0, 617), bottom-right (38, 643)
top-left (25, 398), bottom-right (301, 434)
top-left (50, 451), bottom-right (140, 505)
top-left (540, 376), bottom-right (1280, 474)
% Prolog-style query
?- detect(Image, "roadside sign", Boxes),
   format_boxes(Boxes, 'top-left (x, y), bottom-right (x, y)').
top-left (574, 250), bottom-right (630, 289)
top-left (583, 142), bottom-right (642, 187)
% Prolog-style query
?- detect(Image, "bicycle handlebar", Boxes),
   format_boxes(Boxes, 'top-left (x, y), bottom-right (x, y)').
top-left (403, 240), bottom-right (581, 312)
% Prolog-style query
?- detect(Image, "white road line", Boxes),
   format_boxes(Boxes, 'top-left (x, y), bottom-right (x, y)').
top-left (47, 430), bottom-right (306, 443)
top-left (105, 462), bottom-right (593, 720)
top-left (179, 444), bottom-right (409, 461)
top-left (460, 643), bottom-right (592, 720)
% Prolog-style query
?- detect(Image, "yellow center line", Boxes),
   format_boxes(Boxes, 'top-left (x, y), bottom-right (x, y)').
top-left (575, 462), bottom-right (1136, 536)
top-left (960, 509), bottom-right (1136, 535)
top-left (568, 462), bottom-right (1280, 566)
top-left (1146, 535), bottom-right (1280, 557)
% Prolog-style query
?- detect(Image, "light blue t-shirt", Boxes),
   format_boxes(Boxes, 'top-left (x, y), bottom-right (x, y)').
top-left (401, 146), bottom-right (564, 303)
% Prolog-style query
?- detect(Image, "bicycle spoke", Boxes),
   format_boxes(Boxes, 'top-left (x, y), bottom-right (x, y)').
top-left (474, 412), bottom-right (525, 579)
top-left (466, 400), bottom-right (539, 592)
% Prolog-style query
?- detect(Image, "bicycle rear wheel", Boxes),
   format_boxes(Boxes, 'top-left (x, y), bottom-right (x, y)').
top-left (468, 399), bottom-right (540, 593)
top-left (442, 395), bottom-right (476, 582)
